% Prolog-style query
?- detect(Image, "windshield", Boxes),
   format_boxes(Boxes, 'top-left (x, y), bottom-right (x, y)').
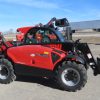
top-left (54, 30), bottom-right (66, 42)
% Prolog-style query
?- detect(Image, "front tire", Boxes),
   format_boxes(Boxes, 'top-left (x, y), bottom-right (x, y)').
top-left (0, 59), bottom-right (16, 84)
top-left (56, 61), bottom-right (87, 92)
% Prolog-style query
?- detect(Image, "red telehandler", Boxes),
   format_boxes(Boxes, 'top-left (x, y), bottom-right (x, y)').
top-left (0, 18), bottom-right (99, 92)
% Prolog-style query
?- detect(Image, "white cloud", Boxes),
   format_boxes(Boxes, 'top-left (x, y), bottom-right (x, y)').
top-left (1, 0), bottom-right (59, 9)
top-left (0, 0), bottom-right (73, 12)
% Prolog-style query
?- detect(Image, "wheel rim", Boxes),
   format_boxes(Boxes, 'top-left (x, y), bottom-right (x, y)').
top-left (61, 68), bottom-right (80, 87)
top-left (0, 65), bottom-right (9, 80)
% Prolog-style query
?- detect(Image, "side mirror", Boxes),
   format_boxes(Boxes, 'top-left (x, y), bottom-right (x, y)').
top-left (55, 18), bottom-right (69, 27)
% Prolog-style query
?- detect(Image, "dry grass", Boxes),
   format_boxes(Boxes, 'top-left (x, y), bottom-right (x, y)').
top-left (73, 37), bottom-right (100, 44)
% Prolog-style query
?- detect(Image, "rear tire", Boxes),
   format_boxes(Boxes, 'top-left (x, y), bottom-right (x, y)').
top-left (0, 59), bottom-right (16, 84)
top-left (56, 61), bottom-right (87, 92)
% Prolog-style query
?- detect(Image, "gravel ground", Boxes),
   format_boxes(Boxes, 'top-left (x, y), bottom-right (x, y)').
top-left (73, 32), bottom-right (100, 43)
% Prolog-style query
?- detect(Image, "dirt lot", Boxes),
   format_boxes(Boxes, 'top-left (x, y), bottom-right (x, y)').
top-left (0, 32), bottom-right (100, 100)
top-left (73, 32), bottom-right (100, 43)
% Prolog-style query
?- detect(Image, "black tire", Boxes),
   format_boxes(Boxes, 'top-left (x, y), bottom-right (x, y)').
top-left (56, 61), bottom-right (87, 92)
top-left (0, 59), bottom-right (16, 84)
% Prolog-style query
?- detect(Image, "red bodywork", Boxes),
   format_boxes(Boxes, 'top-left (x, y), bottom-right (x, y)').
top-left (7, 45), bottom-right (66, 70)
top-left (45, 44), bottom-right (62, 50)
top-left (16, 27), bottom-right (33, 41)
top-left (0, 33), bottom-right (13, 52)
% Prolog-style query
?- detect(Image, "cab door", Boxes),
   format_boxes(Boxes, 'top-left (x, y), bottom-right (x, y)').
top-left (25, 27), bottom-right (62, 49)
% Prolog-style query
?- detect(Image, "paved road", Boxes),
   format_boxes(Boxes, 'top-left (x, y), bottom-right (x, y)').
top-left (0, 44), bottom-right (100, 100)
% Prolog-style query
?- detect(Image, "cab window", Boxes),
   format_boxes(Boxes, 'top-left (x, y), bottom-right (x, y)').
top-left (25, 28), bottom-right (59, 44)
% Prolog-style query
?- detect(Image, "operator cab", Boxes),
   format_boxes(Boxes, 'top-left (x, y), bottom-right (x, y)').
top-left (24, 18), bottom-right (71, 44)
top-left (24, 27), bottom-right (61, 44)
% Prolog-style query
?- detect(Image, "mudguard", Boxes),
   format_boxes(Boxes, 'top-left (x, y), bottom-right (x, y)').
top-left (75, 56), bottom-right (85, 65)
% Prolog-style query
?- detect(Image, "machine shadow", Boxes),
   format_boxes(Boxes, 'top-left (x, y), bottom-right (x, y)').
top-left (16, 75), bottom-right (61, 90)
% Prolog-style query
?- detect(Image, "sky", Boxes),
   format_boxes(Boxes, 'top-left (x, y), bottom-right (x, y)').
top-left (0, 0), bottom-right (100, 31)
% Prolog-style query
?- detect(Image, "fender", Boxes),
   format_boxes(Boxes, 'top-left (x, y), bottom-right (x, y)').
top-left (66, 53), bottom-right (85, 65)
top-left (75, 56), bottom-right (85, 65)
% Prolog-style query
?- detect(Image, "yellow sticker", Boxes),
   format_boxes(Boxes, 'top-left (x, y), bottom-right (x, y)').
top-left (44, 52), bottom-right (49, 55)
